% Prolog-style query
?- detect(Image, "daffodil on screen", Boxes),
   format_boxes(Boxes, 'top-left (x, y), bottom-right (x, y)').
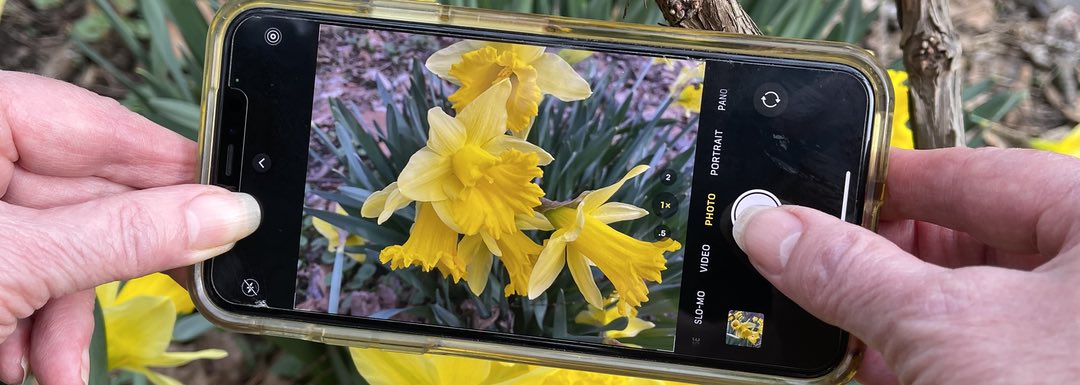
top-left (575, 295), bottom-right (656, 344)
top-left (529, 165), bottom-right (682, 316)
top-left (96, 273), bottom-right (226, 385)
top-left (670, 62), bottom-right (705, 115)
top-left (312, 203), bottom-right (366, 262)
top-left (362, 79), bottom-right (553, 293)
top-left (426, 40), bottom-right (592, 133)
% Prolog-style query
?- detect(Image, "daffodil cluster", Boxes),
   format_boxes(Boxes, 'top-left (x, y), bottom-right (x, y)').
top-left (725, 310), bottom-right (764, 348)
top-left (358, 40), bottom-right (682, 317)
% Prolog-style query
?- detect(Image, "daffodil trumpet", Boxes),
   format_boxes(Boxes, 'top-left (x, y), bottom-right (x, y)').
top-left (528, 165), bottom-right (682, 316)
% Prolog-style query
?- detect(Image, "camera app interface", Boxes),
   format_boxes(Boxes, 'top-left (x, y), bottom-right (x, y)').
top-left (287, 23), bottom-right (870, 366)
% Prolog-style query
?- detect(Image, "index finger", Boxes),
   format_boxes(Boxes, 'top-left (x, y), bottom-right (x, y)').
top-left (882, 147), bottom-right (1080, 256)
top-left (0, 71), bottom-right (196, 188)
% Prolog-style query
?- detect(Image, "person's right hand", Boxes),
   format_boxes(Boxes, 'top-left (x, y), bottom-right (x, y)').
top-left (0, 72), bottom-right (260, 385)
top-left (734, 147), bottom-right (1080, 385)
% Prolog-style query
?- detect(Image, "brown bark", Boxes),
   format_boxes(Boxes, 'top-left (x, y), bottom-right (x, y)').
top-left (898, 0), bottom-right (965, 148)
top-left (653, 0), bottom-right (761, 35)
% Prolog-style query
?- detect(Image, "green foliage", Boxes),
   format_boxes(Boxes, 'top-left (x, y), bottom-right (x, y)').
top-left (743, 0), bottom-right (879, 42)
top-left (439, 0), bottom-right (663, 24)
top-left (89, 299), bottom-right (110, 385)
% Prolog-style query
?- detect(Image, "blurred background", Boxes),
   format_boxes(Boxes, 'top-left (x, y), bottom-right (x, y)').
top-left (1, 0), bottom-right (1078, 384)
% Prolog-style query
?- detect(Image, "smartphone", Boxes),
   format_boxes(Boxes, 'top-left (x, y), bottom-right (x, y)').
top-left (193, 1), bottom-right (891, 383)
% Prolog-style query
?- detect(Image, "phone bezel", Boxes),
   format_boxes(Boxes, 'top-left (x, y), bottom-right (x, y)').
top-left (194, 2), bottom-right (891, 384)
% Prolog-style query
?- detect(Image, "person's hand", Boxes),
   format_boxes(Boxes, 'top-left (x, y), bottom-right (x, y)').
top-left (733, 147), bottom-right (1080, 384)
top-left (0, 72), bottom-right (260, 385)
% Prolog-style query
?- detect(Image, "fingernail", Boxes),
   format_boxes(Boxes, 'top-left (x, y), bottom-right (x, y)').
top-left (81, 349), bottom-right (89, 385)
top-left (185, 192), bottom-right (261, 258)
top-left (732, 206), bottom-right (803, 277)
top-left (18, 355), bottom-right (27, 384)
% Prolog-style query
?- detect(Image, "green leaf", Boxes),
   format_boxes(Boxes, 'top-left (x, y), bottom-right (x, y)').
top-left (163, 0), bottom-right (209, 64)
top-left (147, 97), bottom-right (200, 134)
top-left (140, 0), bottom-right (193, 102)
top-left (553, 290), bottom-right (567, 338)
top-left (90, 0), bottom-right (146, 61)
top-left (172, 313), bottom-right (215, 342)
top-left (88, 298), bottom-right (109, 385)
top-left (431, 304), bottom-right (463, 327)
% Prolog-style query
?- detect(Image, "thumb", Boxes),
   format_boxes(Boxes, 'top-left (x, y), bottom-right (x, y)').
top-left (732, 205), bottom-right (942, 345)
top-left (9, 184), bottom-right (260, 296)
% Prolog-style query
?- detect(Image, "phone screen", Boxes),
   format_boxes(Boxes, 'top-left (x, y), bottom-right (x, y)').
top-left (209, 12), bottom-right (873, 377)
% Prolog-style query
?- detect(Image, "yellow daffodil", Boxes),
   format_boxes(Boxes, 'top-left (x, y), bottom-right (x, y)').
top-left (379, 202), bottom-right (468, 281)
top-left (312, 203), bottom-right (366, 262)
top-left (529, 165), bottom-right (681, 315)
top-left (350, 348), bottom-right (691, 385)
top-left (96, 274), bottom-right (226, 385)
top-left (363, 80), bottom-right (552, 248)
top-left (557, 48), bottom-right (594, 65)
top-left (350, 348), bottom-right (550, 385)
top-left (459, 229), bottom-right (543, 297)
top-left (1031, 123), bottom-right (1080, 157)
top-left (574, 296), bottom-right (656, 340)
top-left (669, 62), bottom-right (705, 115)
top-left (888, 69), bottom-right (915, 149)
top-left (426, 41), bottom-right (592, 133)
top-left (727, 311), bottom-right (764, 347)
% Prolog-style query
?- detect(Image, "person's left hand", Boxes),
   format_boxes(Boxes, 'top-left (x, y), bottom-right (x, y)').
top-left (0, 71), bottom-right (260, 385)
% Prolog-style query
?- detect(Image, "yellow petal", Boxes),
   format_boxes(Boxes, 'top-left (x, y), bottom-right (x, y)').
top-left (888, 69), bottom-right (914, 150)
top-left (379, 203), bottom-right (465, 281)
top-left (137, 368), bottom-right (184, 385)
top-left (533, 53), bottom-right (592, 102)
top-left (581, 165), bottom-right (650, 213)
top-left (448, 46), bottom-right (513, 117)
top-left (95, 281), bottom-right (120, 309)
top-left (674, 83), bottom-right (703, 115)
top-left (457, 79), bottom-right (514, 145)
top-left (528, 229), bottom-right (568, 299)
top-left (481, 231), bottom-right (503, 257)
top-left (482, 134), bottom-right (553, 165)
top-left (494, 230), bottom-right (543, 297)
top-left (567, 248), bottom-right (603, 309)
top-left (606, 316), bottom-right (655, 340)
top-left (505, 65), bottom-right (542, 133)
top-left (515, 211), bottom-right (554, 231)
top-left (459, 234), bottom-right (492, 296)
top-left (592, 202), bottom-right (649, 224)
top-left (573, 305), bottom-right (609, 327)
top-left (556, 48), bottom-right (594, 65)
top-left (350, 348), bottom-right (542, 385)
top-left (143, 349), bottom-right (228, 368)
top-left (427, 107), bottom-right (467, 154)
top-left (397, 148), bottom-right (456, 202)
top-left (103, 296), bottom-right (174, 370)
top-left (548, 209), bottom-right (678, 316)
top-left (116, 273), bottom-right (194, 315)
top-left (362, 182), bottom-right (413, 224)
top-left (425, 40), bottom-right (484, 83)
top-left (503, 43), bottom-right (546, 64)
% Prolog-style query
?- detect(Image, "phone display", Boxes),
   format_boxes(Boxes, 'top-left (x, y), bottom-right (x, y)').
top-left (198, 4), bottom-right (885, 382)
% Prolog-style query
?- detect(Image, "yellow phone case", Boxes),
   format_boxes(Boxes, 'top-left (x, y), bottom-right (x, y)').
top-left (193, 1), bottom-right (892, 383)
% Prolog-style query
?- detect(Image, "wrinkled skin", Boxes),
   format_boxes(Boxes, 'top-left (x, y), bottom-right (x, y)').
top-left (735, 147), bottom-right (1080, 385)
top-left (0, 72), bottom-right (259, 385)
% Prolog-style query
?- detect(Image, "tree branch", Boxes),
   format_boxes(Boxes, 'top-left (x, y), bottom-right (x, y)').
top-left (898, 0), bottom-right (965, 148)
top-left (654, 0), bottom-right (761, 35)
